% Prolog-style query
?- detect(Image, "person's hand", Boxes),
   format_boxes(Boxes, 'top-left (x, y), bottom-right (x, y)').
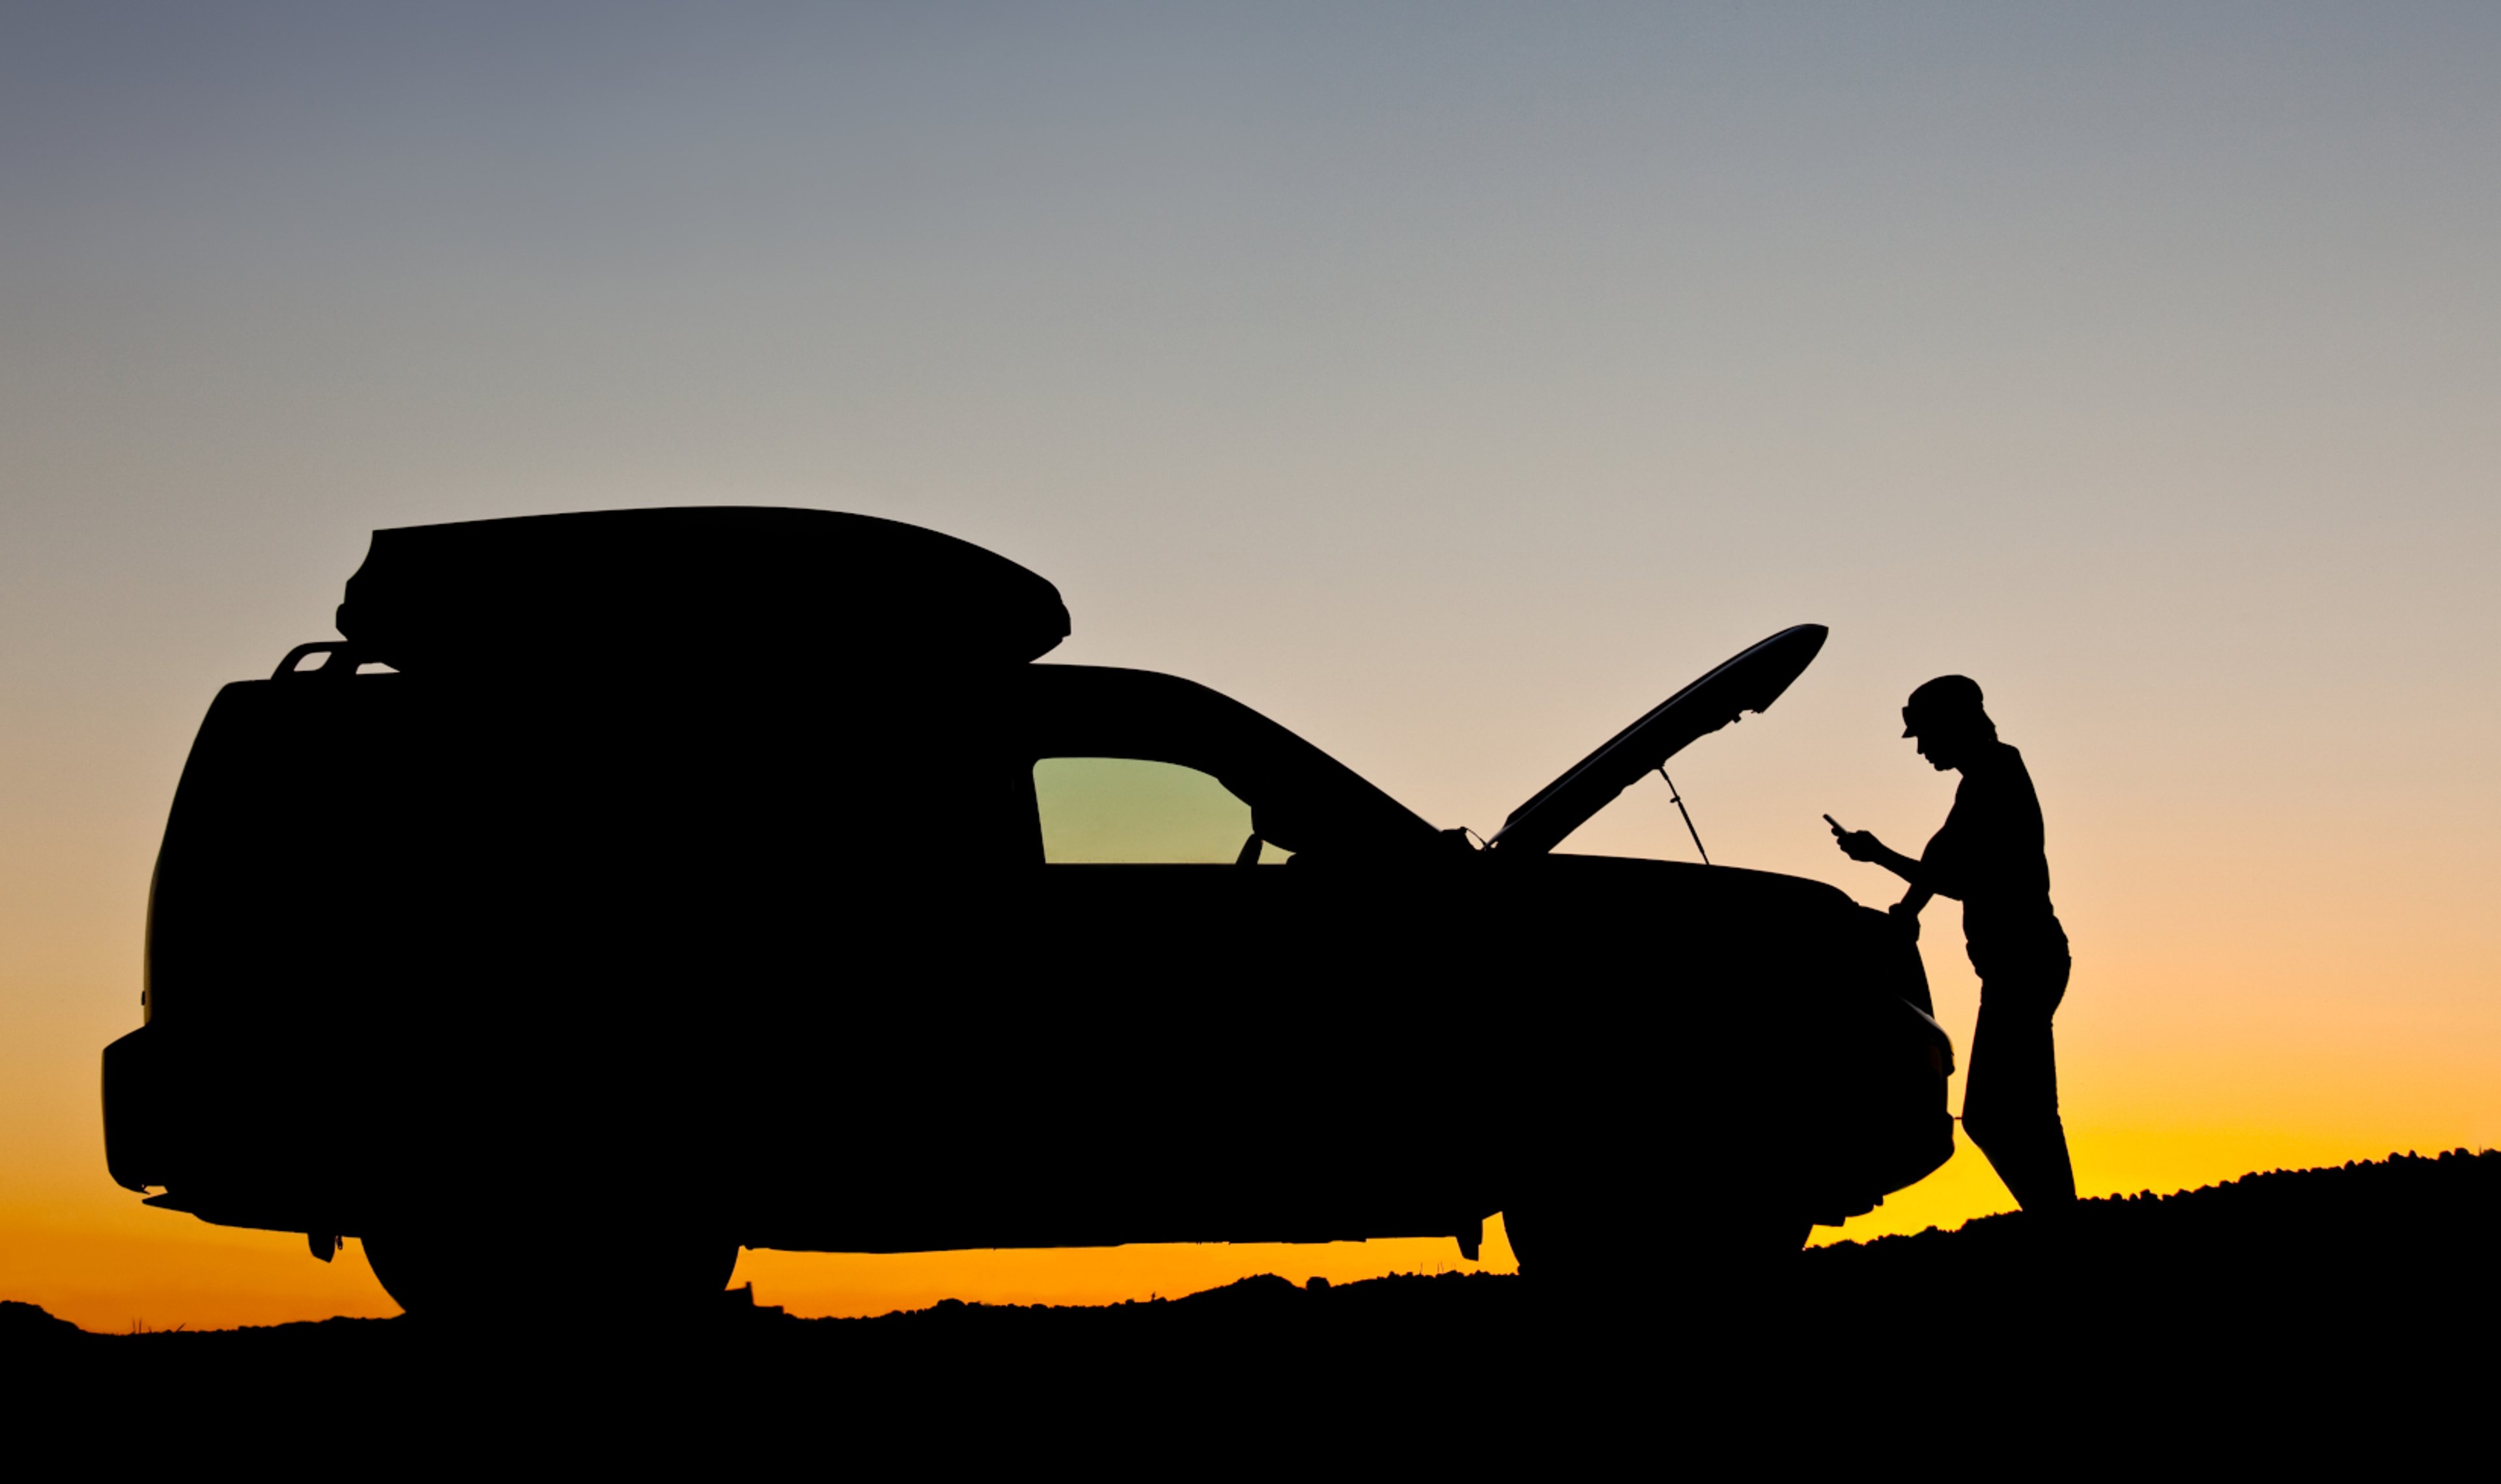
top-left (1833, 828), bottom-right (1882, 863)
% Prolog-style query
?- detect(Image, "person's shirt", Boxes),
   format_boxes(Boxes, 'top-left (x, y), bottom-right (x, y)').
top-left (1917, 740), bottom-right (2061, 952)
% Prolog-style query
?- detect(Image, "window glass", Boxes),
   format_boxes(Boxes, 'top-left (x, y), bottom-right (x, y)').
top-left (1033, 757), bottom-right (1279, 863)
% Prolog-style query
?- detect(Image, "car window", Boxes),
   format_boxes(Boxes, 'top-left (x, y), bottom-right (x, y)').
top-left (1032, 757), bottom-right (1290, 863)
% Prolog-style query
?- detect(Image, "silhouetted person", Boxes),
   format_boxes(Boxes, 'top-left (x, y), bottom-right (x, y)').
top-left (1831, 676), bottom-right (2076, 1216)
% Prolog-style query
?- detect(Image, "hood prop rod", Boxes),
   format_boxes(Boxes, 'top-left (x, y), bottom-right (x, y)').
top-left (1658, 766), bottom-right (1710, 865)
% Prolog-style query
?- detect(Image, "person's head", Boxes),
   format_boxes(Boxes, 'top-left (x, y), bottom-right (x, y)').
top-left (1901, 675), bottom-right (1996, 771)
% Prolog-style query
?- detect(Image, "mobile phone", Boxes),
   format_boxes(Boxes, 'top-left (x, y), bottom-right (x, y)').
top-left (1822, 813), bottom-right (1846, 833)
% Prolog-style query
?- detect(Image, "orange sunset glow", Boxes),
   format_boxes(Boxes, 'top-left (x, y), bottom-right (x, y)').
top-left (5, 5), bottom-right (2496, 1332)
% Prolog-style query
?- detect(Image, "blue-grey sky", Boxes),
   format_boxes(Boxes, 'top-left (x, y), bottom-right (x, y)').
top-left (5, 3), bottom-right (2498, 1318)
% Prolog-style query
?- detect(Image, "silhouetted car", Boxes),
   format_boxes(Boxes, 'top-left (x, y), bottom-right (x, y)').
top-left (102, 508), bottom-right (1953, 1313)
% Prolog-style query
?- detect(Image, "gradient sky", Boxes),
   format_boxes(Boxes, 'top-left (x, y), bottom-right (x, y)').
top-left (5, 3), bottom-right (2496, 1330)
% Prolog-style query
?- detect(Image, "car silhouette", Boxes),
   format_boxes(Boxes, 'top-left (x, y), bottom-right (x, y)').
top-left (102, 507), bottom-right (1953, 1313)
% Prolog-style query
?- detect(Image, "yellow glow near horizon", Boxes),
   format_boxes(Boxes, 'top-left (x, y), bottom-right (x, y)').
top-left (14, 1128), bottom-right (2487, 1332)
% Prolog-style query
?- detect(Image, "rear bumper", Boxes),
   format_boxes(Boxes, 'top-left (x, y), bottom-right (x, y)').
top-left (102, 1025), bottom-right (173, 1192)
top-left (103, 1022), bottom-right (330, 1234)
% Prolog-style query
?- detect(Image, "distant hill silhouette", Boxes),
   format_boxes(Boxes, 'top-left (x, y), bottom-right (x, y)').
top-left (13, 1151), bottom-right (2493, 1448)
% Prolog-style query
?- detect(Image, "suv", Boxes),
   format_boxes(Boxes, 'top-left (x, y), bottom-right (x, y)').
top-left (102, 508), bottom-right (1951, 1313)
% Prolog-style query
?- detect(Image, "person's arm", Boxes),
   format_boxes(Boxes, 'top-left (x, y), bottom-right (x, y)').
top-left (1831, 818), bottom-right (1945, 936)
top-left (1889, 883), bottom-right (1932, 940)
top-left (1834, 819), bottom-right (1970, 899)
top-left (1833, 829), bottom-right (1932, 888)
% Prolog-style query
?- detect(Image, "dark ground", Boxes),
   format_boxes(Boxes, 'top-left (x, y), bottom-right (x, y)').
top-left (10, 1150), bottom-right (2493, 1455)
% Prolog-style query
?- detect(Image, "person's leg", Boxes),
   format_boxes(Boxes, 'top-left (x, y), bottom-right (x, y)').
top-left (1961, 962), bottom-right (2076, 1212)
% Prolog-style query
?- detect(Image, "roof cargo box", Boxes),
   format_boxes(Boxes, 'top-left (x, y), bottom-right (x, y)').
top-left (335, 507), bottom-right (1069, 673)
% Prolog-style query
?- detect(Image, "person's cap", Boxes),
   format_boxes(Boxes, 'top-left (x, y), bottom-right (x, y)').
top-left (1902, 674), bottom-right (1985, 736)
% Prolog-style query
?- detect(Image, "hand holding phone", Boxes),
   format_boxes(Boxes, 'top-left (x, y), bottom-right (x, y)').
top-left (1826, 813), bottom-right (1880, 862)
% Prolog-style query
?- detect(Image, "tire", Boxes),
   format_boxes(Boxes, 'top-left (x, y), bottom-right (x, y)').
top-left (1501, 1181), bottom-right (1622, 1288)
top-left (1744, 1216), bottom-right (1815, 1258)
top-left (365, 1225), bottom-right (739, 1321)
top-left (1691, 1212), bottom-right (1814, 1268)
top-left (1503, 1199), bottom-right (1807, 1283)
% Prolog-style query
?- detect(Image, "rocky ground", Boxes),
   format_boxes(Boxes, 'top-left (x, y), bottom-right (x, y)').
top-left (9, 1150), bottom-right (2492, 1453)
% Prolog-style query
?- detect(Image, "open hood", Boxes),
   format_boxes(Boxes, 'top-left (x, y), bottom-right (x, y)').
top-left (1487, 623), bottom-right (1827, 856)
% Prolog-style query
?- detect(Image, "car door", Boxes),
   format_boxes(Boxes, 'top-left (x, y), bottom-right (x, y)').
top-left (1013, 753), bottom-right (1316, 1240)
top-left (737, 665), bottom-right (1490, 1254)
top-left (990, 670), bottom-right (1486, 1248)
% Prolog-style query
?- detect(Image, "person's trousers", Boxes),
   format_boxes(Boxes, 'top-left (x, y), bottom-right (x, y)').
top-left (1962, 946), bottom-right (2076, 1212)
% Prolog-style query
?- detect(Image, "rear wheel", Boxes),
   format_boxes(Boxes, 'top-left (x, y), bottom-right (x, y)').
top-left (1501, 1203), bottom-right (1601, 1285)
top-left (365, 1225), bottom-right (739, 1321)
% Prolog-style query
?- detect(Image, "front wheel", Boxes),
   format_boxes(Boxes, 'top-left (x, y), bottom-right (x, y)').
top-left (1503, 1200), bottom-right (1808, 1284)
